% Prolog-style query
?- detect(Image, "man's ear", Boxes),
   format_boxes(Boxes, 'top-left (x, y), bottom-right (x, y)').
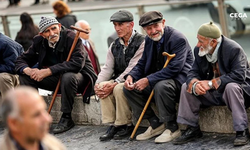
top-left (211, 39), bottom-right (218, 48)
top-left (39, 33), bottom-right (45, 38)
top-left (58, 23), bottom-right (62, 31)
top-left (162, 19), bottom-right (166, 26)
top-left (7, 118), bottom-right (20, 133)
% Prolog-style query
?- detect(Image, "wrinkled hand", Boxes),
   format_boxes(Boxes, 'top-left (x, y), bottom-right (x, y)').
top-left (134, 78), bottom-right (149, 91)
top-left (95, 82), bottom-right (117, 99)
top-left (124, 75), bottom-right (135, 90)
top-left (30, 68), bottom-right (52, 82)
top-left (23, 67), bottom-right (39, 76)
top-left (194, 80), bottom-right (210, 95)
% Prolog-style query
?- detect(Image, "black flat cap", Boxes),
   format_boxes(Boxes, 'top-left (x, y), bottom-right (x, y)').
top-left (110, 10), bottom-right (133, 22)
top-left (139, 11), bottom-right (163, 27)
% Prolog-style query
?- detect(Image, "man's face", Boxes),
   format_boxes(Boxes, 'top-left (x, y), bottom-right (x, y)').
top-left (15, 94), bottom-right (52, 142)
top-left (40, 24), bottom-right (61, 44)
top-left (143, 19), bottom-right (165, 41)
top-left (79, 23), bottom-right (91, 40)
top-left (113, 22), bottom-right (133, 38)
top-left (196, 34), bottom-right (214, 57)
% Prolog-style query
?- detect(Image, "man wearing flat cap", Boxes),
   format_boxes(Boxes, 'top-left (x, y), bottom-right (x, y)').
top-left (173, 22), bottom-right (250, 146)
top-left (95, 10), bottom-right (145, 141)
top-left (124, 11), bottom-right (193, 143)
top-left (15, 16), bottom-right (97, 134)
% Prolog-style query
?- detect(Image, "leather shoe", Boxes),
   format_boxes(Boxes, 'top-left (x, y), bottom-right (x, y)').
top-left (52, 117), bottom-right (75, 134)
top-left (172, 125), bottom-right (203, 145)
top-left (234, 128), bottom-right (250, 146)
top-left (99, 125), bottom-right (119, 141)
top-left (113, 125), bottom-right (134, 140)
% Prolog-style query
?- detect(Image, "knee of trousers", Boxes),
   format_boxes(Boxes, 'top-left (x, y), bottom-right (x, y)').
top-left (0, 73), bottom-right (11, 83)
top-left (113, 83), bottom-right (124, 97)
top-left (61, 72), bottom-right (77, 86)
top-left (224, 83), bottom-right (242, 95)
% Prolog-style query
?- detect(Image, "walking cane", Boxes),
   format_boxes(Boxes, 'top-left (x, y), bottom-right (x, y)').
top-left (129, 52), bottom-right (176, 140)
top-left (48, 25), bottom-right (89, 113)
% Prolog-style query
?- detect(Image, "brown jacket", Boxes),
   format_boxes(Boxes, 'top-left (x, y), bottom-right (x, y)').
top-left (0, 131), bottom-right (66, 150)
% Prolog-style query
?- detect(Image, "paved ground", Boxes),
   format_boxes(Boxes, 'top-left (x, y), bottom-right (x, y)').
top-left (1, 122), bottom-right (250, 150)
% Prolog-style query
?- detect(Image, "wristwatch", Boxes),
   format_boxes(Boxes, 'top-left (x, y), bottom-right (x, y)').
top-left (208, 80), bottom-right (213, 89)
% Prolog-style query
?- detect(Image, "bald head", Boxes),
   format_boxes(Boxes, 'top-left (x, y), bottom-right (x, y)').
top-left (75, 20), bottom-right (91, 40)
top-left (1, 86), bottom-right (52, 143)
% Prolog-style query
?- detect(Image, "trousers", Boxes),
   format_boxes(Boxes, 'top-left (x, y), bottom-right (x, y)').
top-left (99, 80), bottom-right (132, 126)
top-left (19, 72), bottom-right (88, 113)
top-left (177, 83), bottom-right (248, 131)
top-left (123, 79), bottom-right (181, 125)
top-left (0, 73), bottom-right (19, 98)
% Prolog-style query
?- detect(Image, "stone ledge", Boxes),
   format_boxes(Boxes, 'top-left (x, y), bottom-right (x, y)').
top-left (44, 96), bottom-right (250, 134)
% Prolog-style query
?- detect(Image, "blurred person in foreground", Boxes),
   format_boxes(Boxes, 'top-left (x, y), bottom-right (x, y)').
top-left (75, 20), bottom-right (101, 75)
top-left (173, 22), bottom-right (250, 146)
top-left (95, 10), bottom-right (145, 141)
top-left (0, 86), bottom-right (66, 150)
top-left (15, 16), bottom-right (97, 134)
top-left (123, 11), bottom-right (193, 143)
top-left (15, 12), bottom-right (39, 51)
top-left (0, 32), bottom-right (23, 99)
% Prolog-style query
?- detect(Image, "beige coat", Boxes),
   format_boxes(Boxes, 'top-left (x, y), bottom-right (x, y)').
top-left (0, 131), bottom-right (66, 150)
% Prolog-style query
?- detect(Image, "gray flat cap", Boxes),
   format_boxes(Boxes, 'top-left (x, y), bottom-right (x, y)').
top-left (139, 11), bottom-right (163, 27)
top-left (110, 10), bottom-right (133, 22)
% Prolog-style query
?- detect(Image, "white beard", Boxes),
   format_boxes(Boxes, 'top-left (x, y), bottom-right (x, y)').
top-left (198, 44), bottom-right (213, 57)
top-left (148, 28), bottom-right (164, 42)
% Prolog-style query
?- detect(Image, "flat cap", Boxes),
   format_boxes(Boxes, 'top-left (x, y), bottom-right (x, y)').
top-left (110, 10), bottom-right (133, 22)
top-left (139, 11), bottom-right (163, 27)
top-left (198, 21), bottom-right (221, 39)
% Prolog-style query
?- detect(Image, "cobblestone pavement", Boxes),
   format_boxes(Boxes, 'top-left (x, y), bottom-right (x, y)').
top-left (53, 125), bottom-right (250, 150)
top-left (1, 123), bottom-right (250, 149)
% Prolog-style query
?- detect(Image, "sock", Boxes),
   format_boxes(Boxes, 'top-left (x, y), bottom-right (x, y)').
top-left (148, 116), bottom-right (162, 129)
top-left (166, 121), bottom-right (178, 133)
top-left (62, 112), bottom-right (71, 119)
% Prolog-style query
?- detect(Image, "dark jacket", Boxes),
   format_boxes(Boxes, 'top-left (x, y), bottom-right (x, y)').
top-left (15, 27), bottom-right (97, 103)
top-left (0, 33), bottom-right (23, 74)
top-left (127, 26), bottom-right (193, 87)
top-left (187, 35), bottom-right (250, 96)
top-left (56, 14), bottom-right (77, 29)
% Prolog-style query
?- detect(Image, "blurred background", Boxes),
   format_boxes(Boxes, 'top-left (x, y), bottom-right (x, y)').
top-left (0, 0), bottom-right (249, 65)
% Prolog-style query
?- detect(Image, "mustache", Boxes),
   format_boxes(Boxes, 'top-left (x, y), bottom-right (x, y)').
top-left (48, 34), bottom-right (59, 40)
top-left (150, 31), bottom-right (160, 36)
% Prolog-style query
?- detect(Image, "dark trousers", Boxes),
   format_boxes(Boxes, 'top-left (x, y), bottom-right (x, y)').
top-left (19, 72), bottom-right (87, 113)
top-left (123, 79), bottom-right (181, 126)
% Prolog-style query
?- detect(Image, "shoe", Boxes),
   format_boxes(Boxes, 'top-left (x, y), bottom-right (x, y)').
top-left (172, 125), bottom-right (203, 145)
top-left (52, 117), bottom-right (75, 134)
top-left (136, 124), bottom-right (165, 141)
top-left (234, 128), bottom-right (250, 146)
top-left (155, 129), bottom-right (181, 143)
top-left (113, 125), bottom-right (134, 140)
top-left (99, 125), bottom-right (119, 141)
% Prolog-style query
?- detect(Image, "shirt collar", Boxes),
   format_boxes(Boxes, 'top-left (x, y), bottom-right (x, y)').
top-left (119, 30), bottom-right (135, 46)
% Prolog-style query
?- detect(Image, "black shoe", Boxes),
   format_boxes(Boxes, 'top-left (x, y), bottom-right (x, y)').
top-left (234, 128), bottom-right (250, 146)
top-left (99, 125), bottom-right (119, 141)
top-left (52, 117), bottom-right (75, 134)
top-left (113, 125), bottom-right (134, 140)
top-left (173, 125), bottom-right (203, 145)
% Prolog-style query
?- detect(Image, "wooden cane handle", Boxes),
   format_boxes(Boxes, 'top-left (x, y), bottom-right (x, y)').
top-left (70, 25), bottom-right (89, 34)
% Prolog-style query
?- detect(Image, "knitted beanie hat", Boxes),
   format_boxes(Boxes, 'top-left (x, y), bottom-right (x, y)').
top-left (39, 16), bottom-right (59, 33)
top-left (198, 21), bottom-right (221, 39)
